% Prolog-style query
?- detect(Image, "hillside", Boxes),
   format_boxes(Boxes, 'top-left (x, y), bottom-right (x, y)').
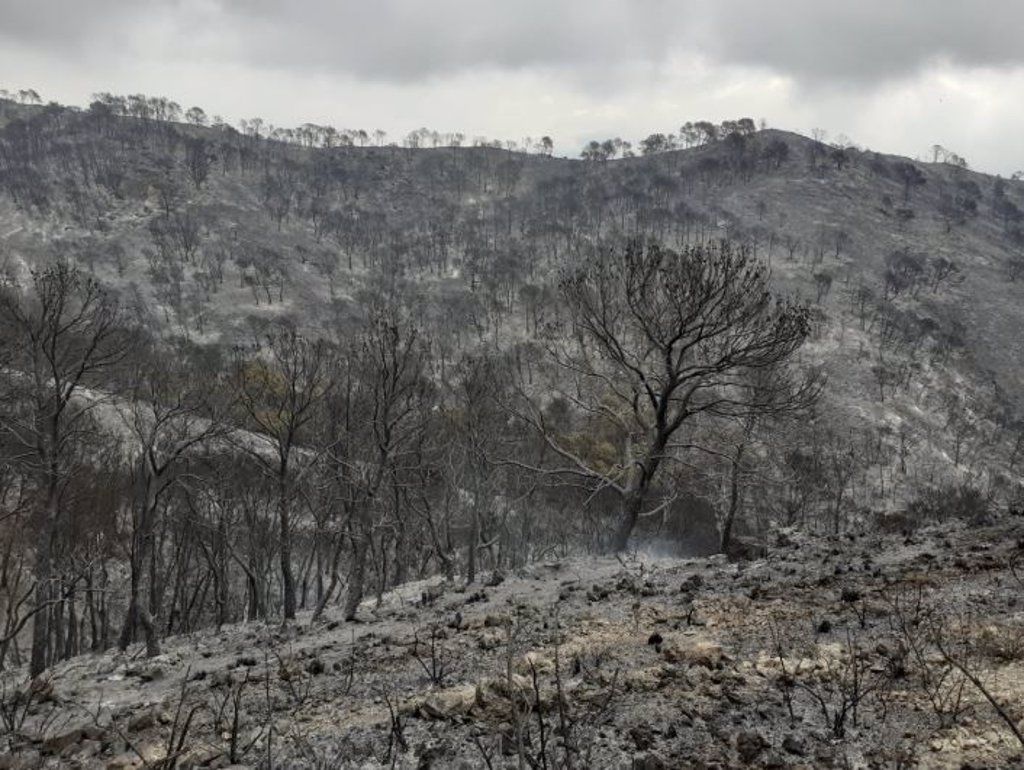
top-left (2, 98), bottom-right (1023, 510)
top-left (4, 96), bottom-right (1024, 768)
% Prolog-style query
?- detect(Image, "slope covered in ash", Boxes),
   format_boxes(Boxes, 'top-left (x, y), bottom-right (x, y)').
top-left (4, 99), bottom-right (1024, 762)
top-left (2, 97), bottom-right (1023, 508)
top-left (4, 512), bottom-right (1024, 769)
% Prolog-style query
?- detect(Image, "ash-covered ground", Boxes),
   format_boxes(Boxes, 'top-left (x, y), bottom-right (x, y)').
top-left (4, 514), bottom-right (1024, 769)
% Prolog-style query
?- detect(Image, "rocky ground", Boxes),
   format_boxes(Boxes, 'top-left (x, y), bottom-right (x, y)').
top-left (3, 514), bottom-right (1024, 769)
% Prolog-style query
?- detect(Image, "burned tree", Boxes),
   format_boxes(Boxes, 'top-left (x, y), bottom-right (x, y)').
top-left (116, 342), bottom-right (225, 657)
top-left (231, 328), bottom-right (331, 621)
top-left (717, 365), bottom-right (821, 553)
top-left (540, 240), bottom-right (814, 552)
top-left (0, 260), bottom-right (132, 675)
top-left (333, 311), bottom-right (430, 621)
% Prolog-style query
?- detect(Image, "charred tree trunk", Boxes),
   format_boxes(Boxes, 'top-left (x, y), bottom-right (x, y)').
top-left (30, 475), bottom-right (60, 677)
top-left (719, 443), bottom-right (746, 555)
top-left (467, 507), bottom-right (480, 585)
top-left (117, 474), bottom-right (162, 658)
top-left (312, 530), bottom-right (346, 623)
top-left (279, 459), bottom-right (296, 621)
top-left (610, 438), bottom-right (667, 553)
top-left (343, 528), bottom-right (369, 622)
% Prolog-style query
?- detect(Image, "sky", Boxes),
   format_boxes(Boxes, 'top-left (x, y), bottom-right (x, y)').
top-left (2, 0), bottom-right (1023, 174)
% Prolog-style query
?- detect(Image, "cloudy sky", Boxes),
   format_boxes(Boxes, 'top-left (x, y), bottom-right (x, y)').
top-left (2, 1), bottom-right (1023, 173)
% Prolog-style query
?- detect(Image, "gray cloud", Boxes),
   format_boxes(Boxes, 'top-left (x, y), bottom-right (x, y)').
top-left (3, 0), bottom-right (1023, 88)
top-left (695, 1), bottom-right (1024, 85)
top-left (212, 1), bottom-right (679, 81)
top-left (0, 0), bottom-right (163, 49)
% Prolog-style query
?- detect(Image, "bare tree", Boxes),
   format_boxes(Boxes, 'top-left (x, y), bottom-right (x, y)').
top-left (0, 260), bottom-right (132, 675)
top-left (322, 310), bottom-right (429, 622)
top-left (528, 240), bottom-right (814, 552)
top-left (446, 353), bottom-right (509, 583)
top-left (717, 366), bottom-right (820, 552)
top-left (184, 136), bottom-right (215, 190)
top-left (895, 162), bottom-right (927, 203)
top-left (231, 328), bottom-right (332, 620)
top-left (115, 341), bottom-right (226, 656)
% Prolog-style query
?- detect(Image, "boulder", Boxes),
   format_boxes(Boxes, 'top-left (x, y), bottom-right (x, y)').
top-left (631, 753), bottom-right (668, 770)
top-left (661, 636), bottom-right (723, 669)
top-left (42, 728), bottom-right (87, 756)
top-left (725, 537), bottom-right (768, 562)
top-left (736, 730), bottom-right (768, 764)
top-left (416, 684), bottom-right (478, 720)
top-left (512, 651), bottom-right (554, 676)
top-left (782, 733), bottom-right (807, 756)
top-left (477, 631), bottom-right (503, 651)
top-left (127, 707), bottom-right (169, 733)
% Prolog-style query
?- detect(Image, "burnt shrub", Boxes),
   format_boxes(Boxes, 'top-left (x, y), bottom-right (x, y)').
top-left (904, 483), bottom-right (990, 527)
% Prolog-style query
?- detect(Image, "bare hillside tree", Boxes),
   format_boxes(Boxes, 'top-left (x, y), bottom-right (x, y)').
top-left (116, 341), bottom-right (226, 656)
top-left (327, 310), bottom-right (429, 622)
top-left (0, 260), bottom-right (132, 675)
top-left (534, 239), bottom-right (814, 552)
top-left (716, 365), bottom-right (821, 553)
top-left (446, 353), bottom-right (508, 583)
top-left (231, 328), bottom-right (332, 621)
